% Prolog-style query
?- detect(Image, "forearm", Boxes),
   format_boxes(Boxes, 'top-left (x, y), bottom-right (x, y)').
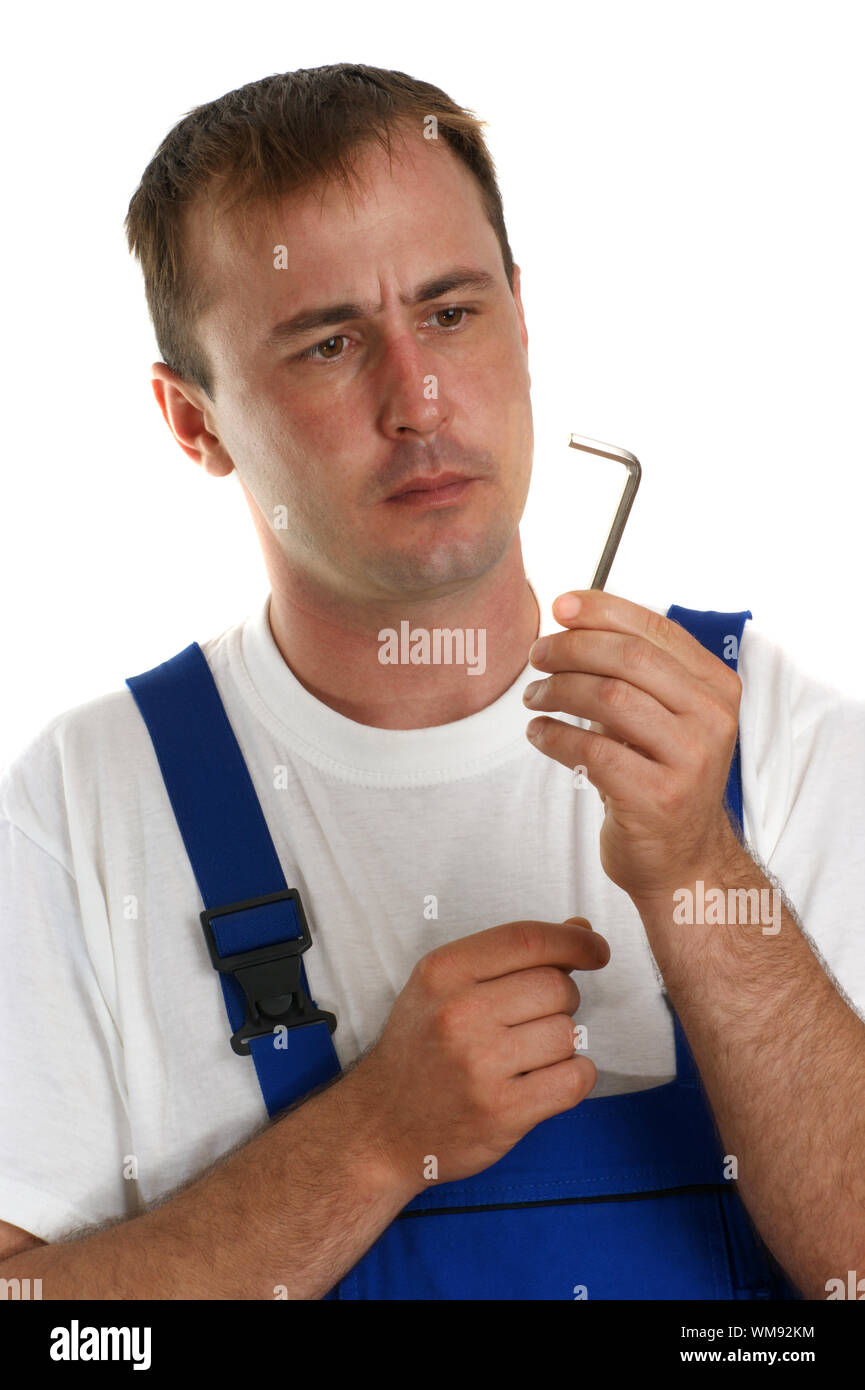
top-left (634, 844), bottom-right (865, 1300)
top-left (0, 1069), bottom-right (418, 1300)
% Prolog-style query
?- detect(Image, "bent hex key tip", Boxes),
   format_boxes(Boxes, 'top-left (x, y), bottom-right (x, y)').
top-left (568, 433), bottom-right (642, 592)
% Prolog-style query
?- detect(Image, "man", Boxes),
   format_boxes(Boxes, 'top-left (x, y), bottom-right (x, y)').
top-left (1, 63), bottom-right (864, 1301)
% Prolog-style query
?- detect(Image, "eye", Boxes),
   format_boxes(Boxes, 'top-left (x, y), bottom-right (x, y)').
top-left (429, 306), bottom-right (472, 328)
top-left (299, 335), bottom-right (348, 362)
top-left (296, 306), bottom-right (476, 364)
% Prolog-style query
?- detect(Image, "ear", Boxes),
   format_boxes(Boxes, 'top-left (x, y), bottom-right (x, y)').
top-left (150, 362), bottom-right (234, 478)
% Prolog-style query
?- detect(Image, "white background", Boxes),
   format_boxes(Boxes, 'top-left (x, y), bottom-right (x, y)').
top-left (2, 0), bottom-right (863, 767)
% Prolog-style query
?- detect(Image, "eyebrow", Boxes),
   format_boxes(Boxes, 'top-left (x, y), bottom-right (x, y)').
top-left (262, 266), bottom-right (498, 350)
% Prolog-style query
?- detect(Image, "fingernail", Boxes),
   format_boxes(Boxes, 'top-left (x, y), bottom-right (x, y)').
top-left (522, 680), bottom-right (544, 706)
top-left (554, 594), bottom-right (582, 620)
top-left (529, 637), bottom-right (550, 664)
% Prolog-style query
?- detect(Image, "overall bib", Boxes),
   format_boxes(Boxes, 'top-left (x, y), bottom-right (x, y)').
top-left (126, 604), bottom-right (801, 1300)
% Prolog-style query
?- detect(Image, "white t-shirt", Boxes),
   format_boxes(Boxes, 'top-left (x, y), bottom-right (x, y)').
top-left (2, 577), bottom-right (864, 1244)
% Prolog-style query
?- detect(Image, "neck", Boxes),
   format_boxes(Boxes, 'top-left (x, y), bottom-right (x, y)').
top-left (264, 546), bottom-right (540, 730)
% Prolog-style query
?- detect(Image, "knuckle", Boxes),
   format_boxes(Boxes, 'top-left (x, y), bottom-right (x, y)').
top-left (656, 774), bottom-right (685, 816)
top-left (544, 967), bottom-right (581, 1013)
top-left (722, 700), bottom-right (741, 740)
top-left (584, 725), bottom-right (622, 770)
top-left (727, 666), bottom-right (743, 701)
top-left (558, 1013), bottom-right (578, 1054)
top-left (571, 1056), bottom-right (596, 1102)
top-left (521, 966), bottom-right (558, 1010)
top-left (581, 725), bottom-right (608, 762)
top-left (644, 608), bottom-right (673, 647)
top-left (413, 947), bottom-right (450, 994)
top-left (597, 674), bottom-right (630, 711)
top-left (703, 691), bottom-right (738, 738)
top-left (554, 962), bottom-right (582, 1010)
top-left (620, 634), bottom-right (652, 674)
top-left (509, 919), bottom-right (547, 962)
top-left (549, 1058), bottom-right (588, 1109)
top-left (432, 995), bottom-right (472, 1042)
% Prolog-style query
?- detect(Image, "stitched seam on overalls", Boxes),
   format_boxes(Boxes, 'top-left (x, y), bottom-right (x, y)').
top-left (398, 1184), bottom-right (730, 1218)
top-left (707, 1191), bottom-right (734, 1299)
top-left (407, 1165), bottom-right (717, 1206)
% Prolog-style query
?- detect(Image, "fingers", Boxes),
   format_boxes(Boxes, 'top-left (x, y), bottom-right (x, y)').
top-left (505, 1012), bottom-right (582, 1076)
top-left (428, 918), bottom-right (610, 986)
top-left (477, 964), bottom-right (581, 1027)
top-left (513, 1054), bottom-right (599, 1130)
top-left (529, 628), bottom-right (696, 719)
top-left (523, 715), bottom-right (652, 788)
top-left (524, 668), bottom-right (680, 764)
top-left (547, 590), bottom-right (725, 686)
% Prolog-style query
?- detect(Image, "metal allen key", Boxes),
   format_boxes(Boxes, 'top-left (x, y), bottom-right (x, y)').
top-left (568, 433), bottom-right (642, 591)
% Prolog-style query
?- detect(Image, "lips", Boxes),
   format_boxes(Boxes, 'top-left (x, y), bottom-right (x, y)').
top-left (389, 471), bottom-right (472, 498)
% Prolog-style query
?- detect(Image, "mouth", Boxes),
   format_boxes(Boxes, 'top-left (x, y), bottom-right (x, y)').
top-left (387, 474), bottom-right (476, 508)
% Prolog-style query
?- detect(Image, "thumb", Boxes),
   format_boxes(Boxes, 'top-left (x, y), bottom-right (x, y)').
top-left (563, 915), bottom-right (593, 932)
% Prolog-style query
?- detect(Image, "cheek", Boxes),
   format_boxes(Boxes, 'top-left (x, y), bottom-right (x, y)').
top-left (263, 376), bottom-right (365, 460)
top-left (227, 384), bottom-right (306, 470)
top-left (257, 400), bottom-right (357, 520)
top-left (470, 332), bottom-right (530, 404)
top-left (472, 349), bottom-right (531, 439)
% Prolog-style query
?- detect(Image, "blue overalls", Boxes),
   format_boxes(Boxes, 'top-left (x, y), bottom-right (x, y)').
top-left (126, 604), bottom-right (801, 1300)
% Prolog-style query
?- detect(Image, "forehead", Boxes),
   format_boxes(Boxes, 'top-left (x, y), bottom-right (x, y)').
top-left (184, 128), bottom-right (498, 329)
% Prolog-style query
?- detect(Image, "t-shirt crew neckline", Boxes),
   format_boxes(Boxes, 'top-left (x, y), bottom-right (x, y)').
top-left (233, 583), bottom-right (543, 784)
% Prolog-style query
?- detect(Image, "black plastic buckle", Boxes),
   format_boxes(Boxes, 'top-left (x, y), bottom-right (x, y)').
top-left (200, 888), bottom-right (337, 1057)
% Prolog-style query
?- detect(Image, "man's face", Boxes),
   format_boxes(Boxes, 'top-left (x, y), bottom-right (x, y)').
top-left (184, 124), bottom-right (533, 608)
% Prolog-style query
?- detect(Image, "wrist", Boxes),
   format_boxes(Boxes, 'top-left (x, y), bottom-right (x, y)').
top-left (335, 1066), bottom-right (424, 1207)
top-left (630, 825), bottom-right (750, 918)
top-left (631, 835), bottom-right (768, 988)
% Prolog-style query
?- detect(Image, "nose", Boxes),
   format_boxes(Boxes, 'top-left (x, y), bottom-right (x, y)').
top-left (375, 332), bottom-right (448, 438)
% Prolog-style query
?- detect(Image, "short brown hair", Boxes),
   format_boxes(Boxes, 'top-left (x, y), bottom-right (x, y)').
top-left (124, 63), bottom-right (515, 400)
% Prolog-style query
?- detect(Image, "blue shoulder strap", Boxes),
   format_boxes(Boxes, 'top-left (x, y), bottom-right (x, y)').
top-left (665, 605), bottom-right (753, 1082)
top-left (126, 643), bottom-right (341, 1118)
top-left (125, 605), bottom-right (751, 1117)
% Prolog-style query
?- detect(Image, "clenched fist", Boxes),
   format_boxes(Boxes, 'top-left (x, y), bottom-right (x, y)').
top-left (350, 916), bottom-right (609, 1192)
